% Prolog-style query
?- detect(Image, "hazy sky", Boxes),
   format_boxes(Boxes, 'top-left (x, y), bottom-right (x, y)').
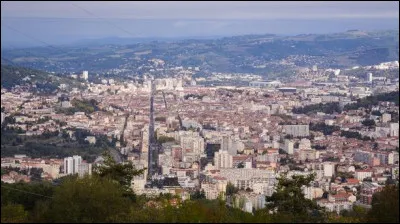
top-left (1, 1), bottom-right (399, 47)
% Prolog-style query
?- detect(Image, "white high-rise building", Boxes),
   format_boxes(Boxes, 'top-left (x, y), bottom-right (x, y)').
top-left (390, 123), bottom-right (399, 137)
top-left (323, 162), bottom-right (335, 177)
top-left (78, 163), bottom-right (92, 177)
top-left (180, 136), bottom-right (205, 155)
top-left (64, 155), bottom-right (82, 175)
top-left (221, 135), bottom-right (241, 156)
top-left (284, 139), bottom-right (294, 155)
top-left (81, 71), bottom-right (89, 81)
top-left (214, 150), bottom-right (233, 169)
top-left (388, 151), bottom-right (399, 165)
top-left (367, 73), bottom-right (373, 82)
top-left (1, 112), bottom-right (5, 125)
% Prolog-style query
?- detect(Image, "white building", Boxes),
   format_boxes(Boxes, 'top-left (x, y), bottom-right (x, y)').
top-left (302, 186), bottom-right (324, 200)
top-left (253, 182), bottom-right (275, 196)
top-left (84, 136), bottom-right (96, 144)
top-left (78, 163), bottom-right (92, 177)
top-left (214, 150), bottom-right (233, 169)
top-left (390, 123), bottom-right (399, 137)
top-left (64, 155), bottom-right (82, 175)
top-left (283, 139), bottom-right (294, 155)
top-left (1, 112), bottom-right (4, 125)
top-left (355, 170), bottom-right (373, 181)
top-left (81, 71), bottom-right (89, 80)
top-left (221, 135), bottom-right (243, 156)
top-left (299, 138), bottom-right (312, 150)
top-left (382, 113), bottom-right (391, 123)
top-left (201, 178), bottom-right (227, 200)
top-left (284, 125), bottom-right (309, 137)
top-left (323, 162), bottom-right (335, 177)
top-left (219, 168), bottom-right (276, 190)
top-left (317, 200), bottom-right (353, 214)
top-left (249, 81), bottom-right (282, 88)
top-left (180, 136), bottom-right (205, 155)
top-left (367, 73), bottom-right (373, 82)
top-left (61, 101), bottom-right (72, 108)
top-left (388, 151), bottom-right (399, 165)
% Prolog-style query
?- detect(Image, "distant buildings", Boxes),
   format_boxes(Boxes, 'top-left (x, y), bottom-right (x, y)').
top-left (249, 81), bottom-right (282, 88)
top-left (355, 169), bottom-right (373, 181)
top-left (359, 182), bottom-right (382, 206)
top-left (284, 125), bottom-right (310, 137)
top-left (218, 168), bottom-right (276, 190)
top-left (317, 192), bottom-right (355, 214)
top-left (201, 177), bottom-right (227, 200)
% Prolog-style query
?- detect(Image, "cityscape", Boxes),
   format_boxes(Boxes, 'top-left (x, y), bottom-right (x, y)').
top-left (1, 1), bottom-right (399, 223)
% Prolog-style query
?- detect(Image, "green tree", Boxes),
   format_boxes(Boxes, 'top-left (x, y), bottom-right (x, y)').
top-left (226, 182), bottom-right (239, 197)
top-left (1, 203), bottom-right (28, 223)
top-left (191, 189), bottom-right (206, 200)
top-left (92, 151), bottom-right (145, 192)
top-left (266, 172), bottom-right (326, 222)
top-left (237, 162), bottom-right (245, 168)
top-left (366, 184), bottom-right (399, 223)
top-left (362, 119), bottom-right (376, 127)
top-left (44, 175), bottom-right (131, 223)
top-left (1, 182), bottom-right (54, 211)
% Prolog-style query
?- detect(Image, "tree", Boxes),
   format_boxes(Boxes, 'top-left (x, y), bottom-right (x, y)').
top-left (44, 175), bottom-right (131, 223)
top-left (190, 189), bottom-right (206, 200)
top-left (371, 110), bottom-right (382, 116)
top-left (266, 172), bottom-right (326, 222)
top-left (1, 203), bottom-right (28, 223)
top-left (362, 119), bottom-right (376, 127)
top-left (237, 162), bottom-right (245, 168)
top-left (226, 182), bottom-right (239, 197)
top-left (92, 151), bottom-right (145, 193)
top-left (1, 182), bottom-right (54, 211)
top-left (366, 184), bottom-right (399, 223)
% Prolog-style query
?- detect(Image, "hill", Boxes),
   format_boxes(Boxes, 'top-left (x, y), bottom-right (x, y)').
top-left (1, 30), bottom-right (398, 78)
top-left (1, 65), bottom-right (82, 92)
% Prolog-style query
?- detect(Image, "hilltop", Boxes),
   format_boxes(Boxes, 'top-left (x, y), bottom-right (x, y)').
top-left (1, 65), bottom-right (82, 92)
top-left (2, 30), bottom-right (398, 78)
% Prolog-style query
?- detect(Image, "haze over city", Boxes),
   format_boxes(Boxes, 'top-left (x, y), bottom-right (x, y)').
top-left (1, 1), bottom-right (399, 47)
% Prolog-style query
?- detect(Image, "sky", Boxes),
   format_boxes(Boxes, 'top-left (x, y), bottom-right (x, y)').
top-left (1, 1), bottom-right (399, 47)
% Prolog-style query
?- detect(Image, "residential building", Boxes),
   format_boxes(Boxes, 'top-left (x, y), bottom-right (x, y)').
top-left (64, 155), bottom-right (82, 175)
top-left (284, 125), bottom-right (310, 137)
top-left (214, 150), bottom-right (233, 169)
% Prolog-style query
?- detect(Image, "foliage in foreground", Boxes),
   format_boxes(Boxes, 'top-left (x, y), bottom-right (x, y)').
top-left (1, 156), bottom-right (399, 223)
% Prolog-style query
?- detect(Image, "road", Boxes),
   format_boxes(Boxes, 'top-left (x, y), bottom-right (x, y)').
top-left (147, 80), bottom-right (156, 180)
